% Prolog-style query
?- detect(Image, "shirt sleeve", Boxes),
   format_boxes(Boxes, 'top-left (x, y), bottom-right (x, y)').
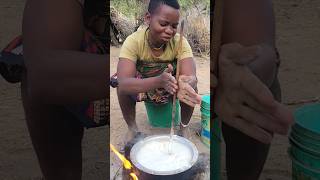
top-left (176, 36), bottom-right (194, 61)
top-left (119, 34), bottom-right (138, 63)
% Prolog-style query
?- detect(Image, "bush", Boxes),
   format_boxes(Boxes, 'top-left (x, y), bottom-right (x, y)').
top-left (110, 0), bottom-right (210, 57)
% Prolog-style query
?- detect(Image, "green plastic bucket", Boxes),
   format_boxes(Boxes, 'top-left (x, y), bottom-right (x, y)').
top-left (201, 113), bottom-right (210, 148)
top-left (212, 117), bottom-right (221, 180)
top-left (293, 123), bottom-right (320, 141)
top-left (200, 107), bottom-right (210, 116)
top-left (289, 137), bottom-right (320, 159)
top-left (289, 152), bottom-right (320, 180)
top-left (294, 103), bottom-right (320, 136)
top-left (201, 95), bottom-right (210, 109)
top-left (144, 100), bottom-right (180, 128)
top-left (291, 103), bottom-right (320, 154)
top-left (290, 129), bottom-right (320, 152)
top-left (290, 145), bottom-right (320, 169)
top-left (200, 95), bottom-right (210, 147)
top-left (289, 103), bottom-right (320, 179)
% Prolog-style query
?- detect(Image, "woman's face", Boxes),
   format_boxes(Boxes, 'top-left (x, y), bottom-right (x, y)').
top-left (146, 4), bottom-right (180, 45)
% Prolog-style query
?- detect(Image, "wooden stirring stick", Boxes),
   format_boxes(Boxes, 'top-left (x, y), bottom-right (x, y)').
top-left (170, 20), bottom-right (185, 137)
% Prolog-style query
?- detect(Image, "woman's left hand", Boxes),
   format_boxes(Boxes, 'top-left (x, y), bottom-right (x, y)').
top-left (177, 75), bottom-right (202, 107)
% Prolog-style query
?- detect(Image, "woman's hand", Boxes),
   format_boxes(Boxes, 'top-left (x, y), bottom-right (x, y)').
top-left (159, 64), bottom-right (178, 94)
top-left (214, 43), bottom-right (294, 144)
top-left (177, 75), bottom-right (201, 107)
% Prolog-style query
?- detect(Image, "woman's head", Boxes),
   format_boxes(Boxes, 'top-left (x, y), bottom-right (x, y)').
top-left (145, 0), bottom-right (180, 45)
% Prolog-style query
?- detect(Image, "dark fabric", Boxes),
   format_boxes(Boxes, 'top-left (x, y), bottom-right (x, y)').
top-left (0, 0), bottom-right (109, 128)
top-left (136, 59), bottom-right (177, 104)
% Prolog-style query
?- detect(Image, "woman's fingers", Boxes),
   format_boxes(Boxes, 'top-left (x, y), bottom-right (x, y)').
top-left (241, 68), bottom-right (276, 110)
top-left (164, 64), bottom-right (174, 73)
top-left (179, 93), bottom-right (201, 106)
top-left (242, 83), bottom-right (294, 129)
top-left (167, 74), bottom-right (177, 84)
top-left (239, 105), bottom-right (287, 135)
top-left (269, 102), bottom-right (294, 127)
top-left (168, 81), bottom-right (178, 91)
top-left (177, 92), bottom-right (196, 107)
top-left (179, 96), bottom-right (196, 107)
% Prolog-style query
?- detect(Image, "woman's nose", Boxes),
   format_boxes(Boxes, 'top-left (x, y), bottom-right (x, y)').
top-left (165, 27), bottom-right (174, 35)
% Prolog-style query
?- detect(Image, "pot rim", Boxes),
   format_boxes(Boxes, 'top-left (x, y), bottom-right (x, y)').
top-left (130, 134), bottom-right (199, 176)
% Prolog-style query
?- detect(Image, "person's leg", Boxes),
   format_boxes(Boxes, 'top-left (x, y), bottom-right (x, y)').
top-left (21, 78), bottom-right (83, 180)
top-left (116, 88), bottom-right (137, 131)
top-left (180, 102), bottom-right (194, 125)
top-left (178, 102), bottom-right (195, 137)
top-left (222, 123), bottom-right (271, 180)
top-left (222, 78), bottom-right (281, 180)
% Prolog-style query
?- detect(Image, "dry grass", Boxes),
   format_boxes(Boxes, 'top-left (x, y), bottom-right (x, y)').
top-left (184, 12), bottom-right (210, 58)
top-left (110, 5), bottom-right (210, 58)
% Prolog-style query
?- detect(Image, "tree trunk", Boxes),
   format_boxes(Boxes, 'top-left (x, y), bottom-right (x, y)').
top-left (110, 6), bottom-right (135, 43)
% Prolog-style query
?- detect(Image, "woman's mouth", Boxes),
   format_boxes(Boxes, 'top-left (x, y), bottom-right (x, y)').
top-left (162, 36), bottom-right (172, 41)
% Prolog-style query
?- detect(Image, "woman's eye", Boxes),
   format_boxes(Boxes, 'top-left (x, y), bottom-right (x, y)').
top-left (160, 23), bottom-right (167, 26)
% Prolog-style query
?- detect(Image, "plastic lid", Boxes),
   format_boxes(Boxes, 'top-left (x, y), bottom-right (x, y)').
top-left (294, 103), bottom-right (320, 135)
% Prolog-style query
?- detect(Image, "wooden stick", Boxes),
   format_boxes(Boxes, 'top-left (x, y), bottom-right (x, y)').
top-left (285, 97), bottom-right (320, 105)
top-left (171, 20), bottom-right (185, 136)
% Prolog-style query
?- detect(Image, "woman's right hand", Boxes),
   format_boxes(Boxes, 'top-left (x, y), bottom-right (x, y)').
top-left (159, 64), bottom-right (178, 94)
top-left (214, 43), bottom-right (293, 144)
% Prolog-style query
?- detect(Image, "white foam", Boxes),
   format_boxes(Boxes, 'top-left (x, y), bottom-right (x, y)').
top-left (135, 139), bottom-right (193, 172)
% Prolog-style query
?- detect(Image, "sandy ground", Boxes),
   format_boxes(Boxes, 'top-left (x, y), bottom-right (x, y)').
top-left (1, 0), bottom-right (320, 180)
top-left (0, 0), bottom-right (107, 179)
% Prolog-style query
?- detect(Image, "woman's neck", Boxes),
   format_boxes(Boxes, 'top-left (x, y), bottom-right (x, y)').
top-left (148, 31), bottom-right (165, 50)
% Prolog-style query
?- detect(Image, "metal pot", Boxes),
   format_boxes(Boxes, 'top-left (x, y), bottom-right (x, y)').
top-left (130, 135), bottom-right (198, 180)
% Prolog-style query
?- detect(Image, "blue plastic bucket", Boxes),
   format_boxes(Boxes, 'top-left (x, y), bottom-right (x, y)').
top-left (200, 95), bottom-right (210, 147)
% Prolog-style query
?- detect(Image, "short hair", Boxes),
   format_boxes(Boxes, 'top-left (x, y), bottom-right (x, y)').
top-left (148, 0), bottom-right (180, 14)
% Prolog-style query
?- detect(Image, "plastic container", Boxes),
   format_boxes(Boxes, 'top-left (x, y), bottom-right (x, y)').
top-left (289, 151), bottom-right (320, 180)
top-left (144, 100), bottom-right (180, 128)
top-left (289, 103), bottom-right (320, 179)
top-left (212, 118), bottom-right (221, 180)
top-left (200, 95), bottom-right (210, 147)
top-left (201, 113), bottom-right (210, 147)
top-left (290, 145), bottom-right (320, 169)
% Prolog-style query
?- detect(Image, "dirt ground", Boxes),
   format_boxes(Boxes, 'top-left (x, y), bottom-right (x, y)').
top-left (1, 0), bottom-right (320, 180)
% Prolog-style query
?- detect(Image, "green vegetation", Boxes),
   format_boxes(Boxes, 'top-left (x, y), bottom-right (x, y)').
top-left (110, 0), bottom-right (210, 18)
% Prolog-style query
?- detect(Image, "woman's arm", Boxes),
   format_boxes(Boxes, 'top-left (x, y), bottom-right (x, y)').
top-left (117, 58), bottom-right (177, 95)
top-left (177, 57), bottom-right (201, 106)
top-left (222, 0), bottom-right (278, 87)
top-left (215, 0), bottom-right (293, 143)
top-left (23, 0), bottom-right (108, 104)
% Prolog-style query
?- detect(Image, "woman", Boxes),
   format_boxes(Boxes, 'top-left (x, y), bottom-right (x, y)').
top-left (21, 0), bottom-right (108, 179)
top-left (116, 0), bottom-right (201, 138)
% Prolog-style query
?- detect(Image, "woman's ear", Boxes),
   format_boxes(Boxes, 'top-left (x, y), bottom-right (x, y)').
top-left (144, 12), bottom-right (151, 26)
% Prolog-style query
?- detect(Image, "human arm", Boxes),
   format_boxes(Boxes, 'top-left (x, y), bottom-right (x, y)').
top-left (22, 0), bottom-right (108, 105)
top-left (117, 58), bottom-right (178, 95)
top-left (222, 0), bottom-right (278, 86)
top-left (214, 0), bottom-right (293, 143)
top-left (177, 57), bottom-right (202, 107)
